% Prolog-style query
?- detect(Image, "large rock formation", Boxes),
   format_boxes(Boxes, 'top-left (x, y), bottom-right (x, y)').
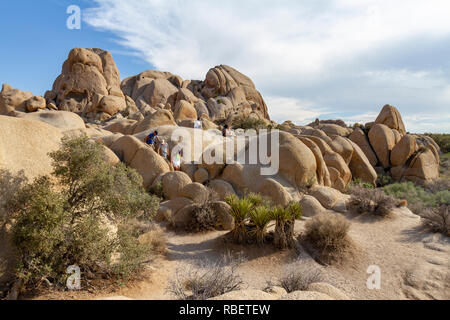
top-left (284, 104), bottom-right (440, 186)
top-left (0, 84), bottom-right (45, 115)
top-left (47, 48), bottom-right (126, 121)
top-left (121, 64), bottom-right (270, 124)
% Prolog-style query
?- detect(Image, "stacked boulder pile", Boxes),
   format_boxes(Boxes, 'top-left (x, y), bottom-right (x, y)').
top-left (281, 105), bottom-right (441, 186)
top-left (0, 48), bottom-right (442, 229)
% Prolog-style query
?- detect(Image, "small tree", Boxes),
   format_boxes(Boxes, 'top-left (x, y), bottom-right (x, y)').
top-left (5, 135), bottom-right (159, 289)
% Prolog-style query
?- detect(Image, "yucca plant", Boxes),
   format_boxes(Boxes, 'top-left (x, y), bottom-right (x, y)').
top-left (225, 195), bottom-right (253, 244)
top-left (272, 202), bottom-right (302, 250)
top-left (246, 193), bottom-right (271, 208)
top-left (249, 206), bottom-right (273, 245)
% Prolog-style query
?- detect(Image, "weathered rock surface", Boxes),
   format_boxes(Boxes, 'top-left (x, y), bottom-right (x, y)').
top-left (375, 104), bottom-right (406, 135)
top-left (48, 48), bottom-right (126, 120)
top-left (368, 124), bottom-right (396, 169)
top-left (0, 116), bottom-right (63, 179)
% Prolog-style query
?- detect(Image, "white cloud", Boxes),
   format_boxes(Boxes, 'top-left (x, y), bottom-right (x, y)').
top-left (265, 96), bottom-right (330, 125)
top-left (84, 0), bottom-right (450, 133)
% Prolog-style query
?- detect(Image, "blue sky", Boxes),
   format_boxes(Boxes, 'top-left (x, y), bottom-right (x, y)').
top-left (1, 0), bottom-right (450, 133)
top-left (0, 1), bottom-right (149, 94)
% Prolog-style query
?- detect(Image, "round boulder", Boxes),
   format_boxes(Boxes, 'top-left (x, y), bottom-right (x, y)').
top-left (161, 171), bottom-right (192, 200)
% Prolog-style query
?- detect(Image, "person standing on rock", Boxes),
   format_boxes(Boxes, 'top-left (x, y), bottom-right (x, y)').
top-left (222, 124), bottom-right (231, 137)
top-left (145, 130), bottom-right (161, 152)
top-left (159, 139), bottom-right (169, 161)
top-left (194, 117), bottom-right (203, 129)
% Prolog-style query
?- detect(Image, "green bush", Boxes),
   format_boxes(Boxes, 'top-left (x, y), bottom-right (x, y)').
top-left (382, 182), bottom-right (449, 208)
top-left (148, 181), bottom-right (165, 200)
top-left (5, 135), bottom-right (160, 289)
top-left (232, 117), bottom-right (268, 132)
top-left (383, 181), bottom-right (450, 236)
top-left (425, 133), bottom-right (450, 153)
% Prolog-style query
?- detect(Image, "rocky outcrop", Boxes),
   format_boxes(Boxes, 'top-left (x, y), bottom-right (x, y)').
top-left (0, 84), bottom-right (45, 115)
top-left (0, 116), bottom-right (64, 179)
top-left (122, 64), bottom-right (270, 124)
top-left (375, 104), bottom-right (406, 135)
top-left (349, 127), bottom-right (378, 167)
top-left (16, 110), bottom-right (86, 133)
top-left (47, 48), bottom-right (126, 121)
top-left (368, 124), bottom-right (396, 169)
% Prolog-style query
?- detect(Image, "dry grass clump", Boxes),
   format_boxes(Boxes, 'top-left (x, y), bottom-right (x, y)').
top-left (186, 202), bottom-right (218, 233)
top-left (185, 188), bottom-right (221, 233)
top-left (137, 224), bottom-right (168, 255)
top-left (303, 213), bottom-right (353, 265)
top-left (168, 253), bottom-right (245, 300)
top-left (348, 185), bottom-right (397, 217)
top-left (272, 263), bottom-right (324, 293)
top-left (421, 205), bottom-right (449, 236)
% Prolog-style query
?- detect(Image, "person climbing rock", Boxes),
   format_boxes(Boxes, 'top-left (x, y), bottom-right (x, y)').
top-left (145, 130), bottom-right (161, 151)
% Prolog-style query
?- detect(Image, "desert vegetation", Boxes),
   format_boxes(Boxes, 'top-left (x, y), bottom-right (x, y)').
top-left (168, 253), bottom-right (245, 300)
top-left (346, 182), bottom-right (398, 218)
top-left (425, 133), bottom-right (450, 153)
top-left (225, 194), bottom-right (302, 249)
top-left (232, 117), bottom-right (269, 132)
top-left (2, 136), bottom-right (161, 292)
top-left (382, 181), bottom-right (450, 235)
top-left (302, 213), bottom-right (353, 265)
top-left (271, 263), bottom-right (324, 293)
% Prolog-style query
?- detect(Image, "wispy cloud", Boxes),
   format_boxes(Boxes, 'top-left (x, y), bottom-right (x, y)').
top-left (84, 0), bottom-right (450, 133)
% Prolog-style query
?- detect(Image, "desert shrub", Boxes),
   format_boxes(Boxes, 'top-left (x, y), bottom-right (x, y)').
top-left (303, 213), bottom-right (352, 264)
top-left (249, 206), bottom-right (273, 245)
top-left (383, 182), bottom-right (450, 209)
top-left (225, 195), bottom-right (253, 244)
top-left (0, 169), bottom-right (28, 225)
top-left (383, 181), bottom-right (450, 236)
top-left (377, 173), bottom-right (394, 187)
top-left (148, 181), bottom-right (165, 199)
top-left (425, 133), bottom-right (450, 153)
top-left (126, 221), bottom-right (168, 255)
top-left (168, 253), bottom-right (245, 300)
top-left (275, 263), bottom-right (324, 293)
top-left (348, 179), bottom-right (375, 190)
top-left (5, 135), bottom-right (159, 289)
top-left (232, 117), bottom-right (268, 132)
top-left (420, 205), bottom-right (449, 236)
top-left (186, 202), bottom-right (218, 233)
top-left (348, 185), bottom-right (397, 217)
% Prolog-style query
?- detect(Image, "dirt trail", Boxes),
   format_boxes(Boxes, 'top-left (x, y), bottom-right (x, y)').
top-left (97, 208), bottom-right (449, 300)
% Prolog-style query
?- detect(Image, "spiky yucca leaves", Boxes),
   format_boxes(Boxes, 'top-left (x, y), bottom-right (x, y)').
top-left (225, 195), bottom-right (253, 244)
top-left (249, 206), bottom-right (273, 245)
top-left (272, 202), bottom-right (303, 250)
top-left (246, 193), bottom-right (272, 208)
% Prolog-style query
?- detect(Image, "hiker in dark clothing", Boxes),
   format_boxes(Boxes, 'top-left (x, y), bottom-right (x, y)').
top-left (145, 131), bottom-right (161, 151)
top-left (222, 124), bottom-right (230, 137)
